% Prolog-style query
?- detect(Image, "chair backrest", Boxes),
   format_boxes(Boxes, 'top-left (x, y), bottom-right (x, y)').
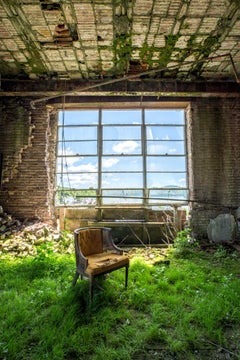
top-left (77, 228), bottom-right (103, 256)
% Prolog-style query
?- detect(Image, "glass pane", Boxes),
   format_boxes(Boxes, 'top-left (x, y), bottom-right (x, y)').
top-left (59, 110), bottom-right (98, 125)
top-left (101, 172), bottom-right (143, 188)
top-left (147, 140), bottom-right (185, 155)
top-left (56, 189), bottom-right (97, 206)
top-left (75, 189), bottom-right (97, 205)
top-left (147, 156), bottom-right (186, 171)
top-left (102, 189), bottom-right (143, 204)
top-left (102, 156), bottom-right (143, 171)
top-left (145, 110), bottom-right (184, 124)
top-left (103, 126), bottom-right (141, 140)
top-left (57, 174), bottom-right (70, 188)
top-left (57, 156), bottom-right (98, 173)
top-left (58, 126), bottom-right (97, 141)
top-left (103, 140), bottom-right (141, 154)
top-left (147, 172), bottom-right (187, 188)
top-left (102, 110), bottom-right (141, 124)
top-left (58, 141), bottom-right (97, 155)
top-left (146, 126), bottom-right (184, 140)
top-left (149, 189), bottom-right (188, 203)
top-left (55, 191), bottom-right (75, 205)
top-left (57, 172), bottom-right (98, 189)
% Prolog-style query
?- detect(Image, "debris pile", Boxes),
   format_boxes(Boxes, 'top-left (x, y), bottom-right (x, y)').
top-left (0, 206), bottom-right (22, 238)
top-left (0, 206), bottom-right (73, 257)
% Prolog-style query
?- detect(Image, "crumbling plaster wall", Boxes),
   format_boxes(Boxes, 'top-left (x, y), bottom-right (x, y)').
top-left (188, 97), bottom-right (240, 239)
top-left (0, 96), bottom-right (240, 239)
top-left (0, 98), bottom-right (57, 224)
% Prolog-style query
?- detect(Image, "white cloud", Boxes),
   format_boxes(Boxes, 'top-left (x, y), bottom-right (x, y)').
top-left (162, 135), bottom-right (170, 140)
top-left (68, 172), bottom-right (97, 188)
top-left (148, 144), bottom-right (177, 154)
top-left (148, 144), bottom-right (165, 154)
top-left (147, 128), bottom-right (153, 140)
top-left (68, 163), bottom-right (97, 172)
top-left (102, 158), bottom-right (119, 168)
top-left (58, 147), bottom-right (84, 167)
top-left (113, 140), bottom-right (140, 154)
top-left (60, 154), bottom-right (98, 188)
top-left (58, 147), bottom-right (75, 157)
top-left (102, 174), bottom-right (119, 187)
top-left (178, 178), bottom-right (186, 186)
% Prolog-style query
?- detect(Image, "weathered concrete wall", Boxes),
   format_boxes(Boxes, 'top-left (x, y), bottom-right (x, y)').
top-left (188, 98), bottom-right (240, 239)
top-left (0, 98), bottom-right (57, 224)
top-left (59, 207), bottom-right (186, 245)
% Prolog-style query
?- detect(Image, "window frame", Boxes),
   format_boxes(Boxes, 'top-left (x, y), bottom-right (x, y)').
top-left (56, 108), bottom-right (188, 207)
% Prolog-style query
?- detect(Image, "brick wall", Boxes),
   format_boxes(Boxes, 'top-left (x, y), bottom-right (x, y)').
top-left (0, 96), bottom-right (240, 238)
top-left (188, 98), bottom-right (240, 238)
top-left (0, 98), bottom-right (57, 224)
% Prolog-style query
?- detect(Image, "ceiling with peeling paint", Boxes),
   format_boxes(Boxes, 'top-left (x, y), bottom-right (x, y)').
top-left (0, 0), bottom-right (240, 82)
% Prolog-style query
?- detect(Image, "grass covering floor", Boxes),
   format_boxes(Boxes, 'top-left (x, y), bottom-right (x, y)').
top-left (1, 244), bottom-right (240, 359)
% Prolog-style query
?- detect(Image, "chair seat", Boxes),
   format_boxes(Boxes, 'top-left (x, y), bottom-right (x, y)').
top-left (86, 252), bottom-right (129, 276)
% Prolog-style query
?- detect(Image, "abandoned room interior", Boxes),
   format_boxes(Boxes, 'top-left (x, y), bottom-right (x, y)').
top-left (0, 0), bottom-right (240, 247)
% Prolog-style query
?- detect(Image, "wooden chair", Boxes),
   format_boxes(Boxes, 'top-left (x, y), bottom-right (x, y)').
top-left (72, 227), bottom-right (129, 300)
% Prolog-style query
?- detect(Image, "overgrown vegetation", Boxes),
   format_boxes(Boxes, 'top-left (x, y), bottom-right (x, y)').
top-left (1, 231), bottom-right (240, 359)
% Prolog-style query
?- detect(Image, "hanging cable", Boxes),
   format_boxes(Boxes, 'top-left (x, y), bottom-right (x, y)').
top-left (59, 95), bottom-right (72, 205)
top-left (60, 99), bottom-right (65, 205)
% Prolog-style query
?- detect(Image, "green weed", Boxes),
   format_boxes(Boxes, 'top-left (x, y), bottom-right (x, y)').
top-left (171, 228), bottom-right (199, 257)
top-left (1, 245), bottom-right (240, 359)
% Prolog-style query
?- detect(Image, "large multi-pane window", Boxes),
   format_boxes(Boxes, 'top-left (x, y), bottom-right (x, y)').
top-left (56, 109), bottom-right (188, 206)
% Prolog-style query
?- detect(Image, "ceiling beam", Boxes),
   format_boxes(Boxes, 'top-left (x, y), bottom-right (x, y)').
top-left (1, 79), bottom-right (240, 99)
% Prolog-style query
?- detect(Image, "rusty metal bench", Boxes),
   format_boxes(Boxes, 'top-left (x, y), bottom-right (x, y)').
top-left (72, 227), bottom-right (129, 301)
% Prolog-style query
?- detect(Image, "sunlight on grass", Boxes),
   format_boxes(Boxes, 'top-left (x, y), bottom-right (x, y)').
top-left (1, 242), bottom-right (240, 359)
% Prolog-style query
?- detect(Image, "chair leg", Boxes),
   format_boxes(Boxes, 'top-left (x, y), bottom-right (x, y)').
top-left (72, 271), bottom-right (79, 286)
top-left (89, 276), bottom-right (94, 302)
top-left (125, 266), bottom-right (129, 288)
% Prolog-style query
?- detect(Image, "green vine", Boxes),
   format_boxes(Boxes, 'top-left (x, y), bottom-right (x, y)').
top-left (112, 33), bottom-right (132, 74)
top-left (158, 34), bottom-right (180, 67)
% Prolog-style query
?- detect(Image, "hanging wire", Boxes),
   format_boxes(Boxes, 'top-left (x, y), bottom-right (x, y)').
top-left (60, 101), bottom-right (65, 205)
top-left (59, 96), bottom-right (72, 205)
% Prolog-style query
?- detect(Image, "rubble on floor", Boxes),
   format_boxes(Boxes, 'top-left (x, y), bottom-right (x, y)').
top-left (0, 206), bottom-right (74, 257)
top-left (0, 206), bottom-right (22, 237)
top-left (126, 246), bottom-right (169, 265)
